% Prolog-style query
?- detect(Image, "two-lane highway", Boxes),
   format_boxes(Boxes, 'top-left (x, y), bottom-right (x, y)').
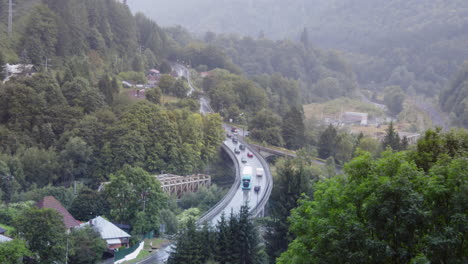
top-left (208, 128), bottom-right (270, 224)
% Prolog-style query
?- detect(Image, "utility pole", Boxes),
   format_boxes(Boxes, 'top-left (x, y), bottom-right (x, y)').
top-left (8, 0), bottom-right (13, 38)
top-left (43, 57), bottom-right (51, 71)
top-left (65, 235), bottom-right (69, 264)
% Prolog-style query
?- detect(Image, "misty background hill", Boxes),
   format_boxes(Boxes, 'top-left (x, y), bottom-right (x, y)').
top-left (129, 0), bottom-right (468, 96)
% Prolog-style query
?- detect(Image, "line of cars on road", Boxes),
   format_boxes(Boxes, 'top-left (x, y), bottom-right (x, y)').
top-left (233, 142), bottom-right (253, 163)
top-left (226, 126), bottom-right (264, 193)
top-left (241, 166), bottom-right (264, 193)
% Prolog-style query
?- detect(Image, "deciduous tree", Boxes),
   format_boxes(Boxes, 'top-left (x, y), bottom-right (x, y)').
top-left (104, 165), bottom-right (167, 234)
top-left (14, 208), bottom-right (66, 264)
top-left (68, 226), bottom-right (107, 264)
top-left (0, 239), bottom-right (30, 264)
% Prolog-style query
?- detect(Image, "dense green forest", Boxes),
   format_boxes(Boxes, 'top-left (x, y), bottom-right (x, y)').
top-left (130, 0), bottom-right (468, 107)
top-left (207, 34), bottom-right (358, 103)
top-left (278, 129), bottom-right (468, 264)
top-left (0, 1), bottom-right (233, 262)
top-left (0, 0), bottom-right (226, 192)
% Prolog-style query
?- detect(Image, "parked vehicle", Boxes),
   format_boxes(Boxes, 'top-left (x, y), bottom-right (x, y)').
top-left (234, 148), bottom-right (240, 154)
top-left (256, 168), bottom-right (264, 177)
top-left (247, 152), bottom-right (254, 158)
top-left (254, 186), bottom-right (261, 192)
top-left (242, 166), bottom-right (252, 190)
top-left (241, 157), bottom-right (247, 163)
top-left (239, 144), bottom-right (246, 150)
top-left (232, 137), bottom-right (238, 143)
top-left (226, 133), bottom-right (232, 138)
top-left (231, 127), bottom-right (238, 133)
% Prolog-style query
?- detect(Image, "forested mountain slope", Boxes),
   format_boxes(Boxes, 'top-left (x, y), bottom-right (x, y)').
top-left (440, 62), bottom-right (468, 127)
top-left (129, 0), bottom-right (468, 96)
top-left (207, 34), bottom-right (358, 103)
top-left (0, 0), bottom-right (225, 190)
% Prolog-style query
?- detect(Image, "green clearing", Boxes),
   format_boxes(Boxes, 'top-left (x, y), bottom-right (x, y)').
top-left (303, 97), bottom-right (386, 120)
top-left (124, 238), bottom-right (170, 264)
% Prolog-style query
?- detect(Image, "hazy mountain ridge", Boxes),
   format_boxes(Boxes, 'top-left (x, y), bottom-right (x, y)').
top-left (129, 0), bottom-right (468, 98)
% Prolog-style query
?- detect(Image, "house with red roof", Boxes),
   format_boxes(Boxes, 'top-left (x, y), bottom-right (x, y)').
top-left (37, 196), bottom-right (81, 230)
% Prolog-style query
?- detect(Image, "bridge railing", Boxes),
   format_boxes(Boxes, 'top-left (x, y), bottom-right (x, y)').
top-left (197, 143), bottom-right (241, 224)
top-left (242, 138), bottom-right (273, 218)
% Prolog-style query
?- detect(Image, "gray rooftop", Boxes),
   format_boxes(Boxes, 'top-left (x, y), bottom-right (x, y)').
top-left (81, 216), bottom-right (131, 240)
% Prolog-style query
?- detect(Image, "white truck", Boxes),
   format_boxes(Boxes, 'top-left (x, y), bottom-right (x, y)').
top-left (242, 166), bottom-right (253, 190)
top-left (256, 168), bottom-right (264, 177)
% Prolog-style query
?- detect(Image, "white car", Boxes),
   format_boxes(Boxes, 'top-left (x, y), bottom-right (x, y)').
top-left (256, 168), bottom-right (264, 177)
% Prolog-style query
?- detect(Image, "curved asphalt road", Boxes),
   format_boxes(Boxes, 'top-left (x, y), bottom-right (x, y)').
top-left (136, 65), bottom-right (272, 264)
top-left (208, 127), bottom-right (270, 225)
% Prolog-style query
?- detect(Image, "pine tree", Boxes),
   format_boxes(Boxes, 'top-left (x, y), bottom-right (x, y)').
top-left (98, 75), bottom-right (113, 104)
top-left (265, 157), bottom-right (312, 262)
top-left (318, 124), bottom-right (338, 159)
top-left (21, 5), bottom-right (58, 64)
top-left (382, 121), bottom-right (401, 150)
top-left (401, 136), bottom-right (409, 150)
top-left (199, 223), bottom-right (215, 262)
top-left (215, 213), bottom-right (231, 264)
top-left (237, 205), bottom-right (263, 264)
top-left (282, 107), bottom-right (305, 150)
top-left (168, 219), bottom-right (204, 264)
top-left (226, 210), bottom-right (241, 263)
top-left (300, 27), bottom-right (309, 48)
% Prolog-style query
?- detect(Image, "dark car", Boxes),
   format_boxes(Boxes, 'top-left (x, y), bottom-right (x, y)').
top-left (234, 148), bottom-right (240, 154)
top-left (231, 127), bottom-right (238, 133)
top-left (232, 137), bottom-right (238, 144)
top-left (247, 152), bottom-right (254, 158)
top-left (241, 157), bottom-right (247, 163)
top-left (239, 144), bottom-right (246, 151)
top-left (254, 186), bottom-right (261, 192)
top-left (226, 133), bottom-right (232, 138)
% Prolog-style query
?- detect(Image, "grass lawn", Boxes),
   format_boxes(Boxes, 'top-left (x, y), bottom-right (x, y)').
top-left (143, 238), bottom-right (169, 250)
top-left (303, 97), bottom-right (386, 120)
top-left (122, 249), bottom-right (149, 264)
top-left (124, 238), bottom-right (170, 264)
top-left (161, 94), bottom-right (180, 104)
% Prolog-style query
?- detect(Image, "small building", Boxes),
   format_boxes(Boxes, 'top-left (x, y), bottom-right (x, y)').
top-left (37, 196), bottom-right (81, 230)
top-left (122, 81), bottom-right (133, 88)
top-left (0, 234), bottom-right (12, 244)
top-left (200, 72), bottom-right (211, 78)
top-left (3, 63), bottom-right (36, 82)
top-left (343, 112), bottom-right (368, 126)
top-left (147, 69), bottom-right (161, 85)
top-left (82, 216), bottom-right (131, 249)
top-left (398, 132), bottom-right (421, 144)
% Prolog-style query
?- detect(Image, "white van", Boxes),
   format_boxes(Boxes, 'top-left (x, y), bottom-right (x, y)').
top-left (256, 168), bottom-right (264, 177)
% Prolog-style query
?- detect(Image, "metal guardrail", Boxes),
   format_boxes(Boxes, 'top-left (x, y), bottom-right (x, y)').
top-left (242, 138), bottom-right (273, 218)
top-left (197, 143), bottom-right (241, 224)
